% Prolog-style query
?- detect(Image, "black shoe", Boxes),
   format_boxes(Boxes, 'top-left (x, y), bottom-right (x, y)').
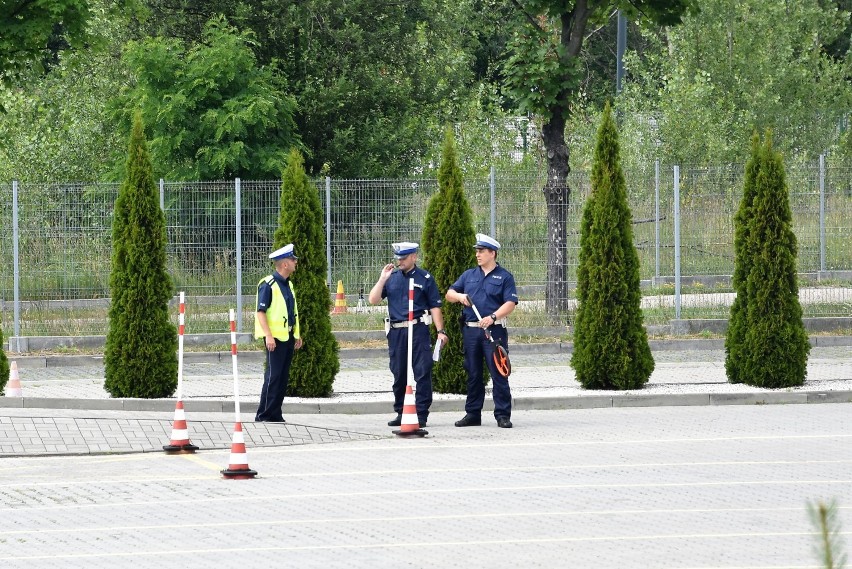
top-left (497, 417), bottom-right (513, 429)
top-left (454, 413), bottom-right (481, 427)
top-left (256, 418), bottom-right (286, 423)
top-left (387, 414), bottom-right (402, 427)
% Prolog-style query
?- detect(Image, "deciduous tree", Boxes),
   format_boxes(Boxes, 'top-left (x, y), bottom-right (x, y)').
top-left (501, 0), bottom-right (695, 314)
top-left (112, 16), bottom-right (299, 180)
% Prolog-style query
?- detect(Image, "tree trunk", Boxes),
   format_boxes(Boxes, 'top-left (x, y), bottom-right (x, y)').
top-left (541, 111), bottom-right (571, 316)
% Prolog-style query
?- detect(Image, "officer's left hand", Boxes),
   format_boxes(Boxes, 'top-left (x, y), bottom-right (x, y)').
top-left (295, 338), bottom-right (304, 350)
top-left (437, 332), bottom-right (448, 346)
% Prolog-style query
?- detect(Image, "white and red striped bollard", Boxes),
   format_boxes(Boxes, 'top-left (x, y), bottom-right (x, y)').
top-left (222, 308), bottom-right (257, 478)
top-left (164, 292), bottom-right (198, 453)
top-left (393, 277), bottom-right (427, 437)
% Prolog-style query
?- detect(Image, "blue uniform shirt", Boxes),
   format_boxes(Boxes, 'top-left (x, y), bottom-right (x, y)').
top-left (449, 264), bottom-right (518, 321)
top-left (382, 266), bottom-right (442, 321)
top-left (257, 272), bottom-right (296, 324)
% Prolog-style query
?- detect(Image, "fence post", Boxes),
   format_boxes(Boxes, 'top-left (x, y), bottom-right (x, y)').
top-left (819, 154), bottom-right (826, 274)
top-left (235, 178), bottom-right (243, 332)
top-left (673, 165), bottom-right (681, 320)
top-left (12, 180), bottom-right (20, 348)
top-left (654, 159), bottom-right (660, 281)
top-left (159, 178), bottom-right (164, 210)
top-left (326, 176), bottom-right (332, 288)
top-left (489, 165), bottom-right (496, 236)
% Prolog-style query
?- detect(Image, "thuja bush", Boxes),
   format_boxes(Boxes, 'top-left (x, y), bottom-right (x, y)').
top-left (426, 128), bottom-right (478, 394)
top-left (725, 134), bottom-right (761, 384)
top-left (275, 148), bottom-right (339, 397)
top-left (571, 102), bottom-right (654, 390)
top-left (104, 112), bottom-right (177, 398)
top-left (737, 133), bottom-right (810, 388)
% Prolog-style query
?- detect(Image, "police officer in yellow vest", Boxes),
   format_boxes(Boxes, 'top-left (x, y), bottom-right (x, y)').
top-left (254, 244), bottom-right (303, 422)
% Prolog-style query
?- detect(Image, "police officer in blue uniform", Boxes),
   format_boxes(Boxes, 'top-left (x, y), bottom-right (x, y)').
top-left (368, 241), bottom-right (448, 427)
top-left (446, 234), bottom-right (518, 428)
top-left (254, 244), bottom-right (303, 422)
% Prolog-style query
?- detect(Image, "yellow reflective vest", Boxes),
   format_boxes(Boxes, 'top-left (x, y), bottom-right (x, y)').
top-left (254, 275), bottom-right (300, 341)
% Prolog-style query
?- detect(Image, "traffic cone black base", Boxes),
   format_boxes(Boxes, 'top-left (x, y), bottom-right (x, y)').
top-left (392, 428), bottom-right (428, 437)
top-left (163, 443), bottom-right (200, 454)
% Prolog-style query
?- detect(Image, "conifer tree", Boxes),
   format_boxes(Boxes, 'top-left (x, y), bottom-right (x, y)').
top-left (725, 134), bottom-right (761, 384)
top-left (571, 102), bottom-right (654, 390)
top-left (273, 148), bottom-right (339, 397)
top-left (0, 323), bottom-right (8, 394)
top-left (424, 130), bottom-right (477, 394)
top-left (104, 112), bottom-right (177, 398)
top-left (739, 133), bottom-right (810, 387)
top-left (420, 128), bottom-right (456, 271)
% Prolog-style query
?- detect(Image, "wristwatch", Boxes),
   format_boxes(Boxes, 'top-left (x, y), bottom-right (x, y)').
top-left (490, 313), bottom-right (497, 322)
top-left (436, 329), bottom-right (446, 335)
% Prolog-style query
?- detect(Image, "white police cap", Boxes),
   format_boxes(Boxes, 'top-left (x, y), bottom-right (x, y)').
top-left (269, 244), bottom-right (297, 260)
top-left (392, 241), bottom-right (419, 259)
top-left (474, 233), bottom-right (500, 251)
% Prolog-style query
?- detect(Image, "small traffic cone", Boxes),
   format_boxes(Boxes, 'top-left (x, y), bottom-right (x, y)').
top-left (221, 422), bottom-right (258, 479)
top-left (393, 385), bottom-right (427, 437)
top-left (163, 400), bottom-right (199, 454)
top-left (331, 280), bottom-right (348, 314)
top-left (5, 361), bottom-right (22, 397)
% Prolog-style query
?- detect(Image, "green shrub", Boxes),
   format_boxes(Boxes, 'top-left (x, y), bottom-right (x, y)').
top-left (276, 149), bottom-right (340, 397)
top-left (571, 103), bottom-right (654, 390)
top-left (726, 134), bottom-right (761, 383)
top-left (427, 128), bottom-right (479, 394)
top-left (739, 133), bottom-right (810, 387)
top-left (104, 112), bottom-right (178, 398)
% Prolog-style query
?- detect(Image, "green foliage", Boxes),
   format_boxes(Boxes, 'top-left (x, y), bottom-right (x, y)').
top-left (0, 323), bottom-right (8, 394)
top-left (501, 1), bottom-right (695, 120)
top-left (275, 149), bottom-right (339, 397)
top-left (421, 128), bottom-right (457, 269)
top-left (425, 132), bottom-right (478, 394)
top-left (111, 16), bottom-right (299, 180)
top-left (737, 133), bottom-right (810, 388)
top-left (571, 103), bottom-right (654, 390)
top-left (621, 0), bottom-right (851, 165)
top-left (104, 112), bottom-right (178, 398)
top-left (725, 134), bottom-right (761, 384)
top-left (133, 0), bottom-right (478, 177)
top-left (808, 499), bottom-right (847, 569)
top-left (0, 0), bottom-right (91, 85)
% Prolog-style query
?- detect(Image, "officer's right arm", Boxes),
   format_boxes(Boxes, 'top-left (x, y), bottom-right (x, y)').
top-left (368, 263), bottom-right (394, 304)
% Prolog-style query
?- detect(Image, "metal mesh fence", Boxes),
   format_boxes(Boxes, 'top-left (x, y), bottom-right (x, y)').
top-left (1, 161), bottom-right (850, 338)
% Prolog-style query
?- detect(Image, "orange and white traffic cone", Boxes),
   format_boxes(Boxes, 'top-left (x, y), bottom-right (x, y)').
top-left (221, 422), bottom-right (257, 479)
top-left (331, 280), bottom-right (347, 314)
top-left (163, 400), bottom-right (199, 453)
top-left (393, 385), bottom-right (427, 437)
top-left (5, 361), bottom-right (22, 397)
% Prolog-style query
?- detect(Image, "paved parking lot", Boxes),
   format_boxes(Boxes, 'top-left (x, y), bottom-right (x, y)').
top-left (0, 405), bottom-right (849, 569)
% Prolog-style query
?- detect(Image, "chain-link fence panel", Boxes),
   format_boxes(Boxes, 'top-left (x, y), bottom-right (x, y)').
top-left (2, 159), bottom-right (850, 339)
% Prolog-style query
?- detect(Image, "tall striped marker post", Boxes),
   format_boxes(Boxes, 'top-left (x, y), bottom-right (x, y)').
top-left (393, 277), bottom-right (428, 437)
top-left (164, 291), bottom-right (198, 453)
top-left (221, 309), bottom-right (258, 479)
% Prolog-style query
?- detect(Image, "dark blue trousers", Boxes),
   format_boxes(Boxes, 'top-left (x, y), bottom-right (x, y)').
top-left (462, 325), bottom-right (511, 419)
top-left (255, 337), bottom-right (295, 422)
top-left (387, 324), bottom-right (433, 421)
